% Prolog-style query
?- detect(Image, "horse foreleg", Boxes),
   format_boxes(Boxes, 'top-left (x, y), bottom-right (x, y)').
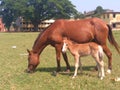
top-left (73, 55), bottom-right (79, 78)
top-left (102, 45), bottom-right (112, 74)
top-left (55, 45), bottom-right (62, 72)
top-left (62, 52), bottom-right (71, 72)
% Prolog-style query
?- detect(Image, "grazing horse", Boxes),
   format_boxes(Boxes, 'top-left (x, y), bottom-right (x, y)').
top-left (26, 17), bottom-right (120, 73)
top-left (62, 38), bottom-right (105, 79)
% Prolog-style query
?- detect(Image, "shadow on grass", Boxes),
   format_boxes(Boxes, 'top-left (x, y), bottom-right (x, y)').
top-left (35, 65), bottom-right (96, 76)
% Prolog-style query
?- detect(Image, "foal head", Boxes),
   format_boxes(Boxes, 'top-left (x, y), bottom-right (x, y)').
top-left (62, 38), bottom-right (72, 53)
top-left (26, 49), bottom-right (39, 73)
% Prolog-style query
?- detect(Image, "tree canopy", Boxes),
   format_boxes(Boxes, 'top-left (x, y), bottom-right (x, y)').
top-left (0, 0), bottom-right (28, 30)
top-left (93, 6), bottom-right (105, 17)
top-left (0, 0), bottom-right (79, 31)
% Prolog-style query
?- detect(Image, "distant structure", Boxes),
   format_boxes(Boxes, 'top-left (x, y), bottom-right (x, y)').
top-left (85, 9), bottom-right (120, 30)
top-left (0, 18), bottom-right (6, 32)
top-left (10, 17), bottom-right (55, 32)
top-left (21, 19), bottom-right (55, 31)
top-left (101, 12), bottom-right (120, 30)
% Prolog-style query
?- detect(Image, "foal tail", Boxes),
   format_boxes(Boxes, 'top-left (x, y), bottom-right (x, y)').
top-left (107, 24), bottom-right (120, 54)
top-left (98, 46), bottom-right (104, 60)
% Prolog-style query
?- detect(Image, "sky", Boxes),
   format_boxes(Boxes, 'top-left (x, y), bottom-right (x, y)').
top-left (70, 0), bottom-right (120, 13)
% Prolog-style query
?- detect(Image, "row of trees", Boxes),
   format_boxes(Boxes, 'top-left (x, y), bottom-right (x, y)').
top-left (0, 0), bottom-right (105, 31)
top-left (0, 0), bottom-right (83, 31)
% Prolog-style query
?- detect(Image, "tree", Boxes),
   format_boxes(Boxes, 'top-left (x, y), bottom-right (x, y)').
top-left (0, 0), bottom-right (28, 31)
top-left (0, 0), bottom-right (78, 31)
top-left (74, 12), bottom-right (85, 19)
top-left (93, 6), bottom-right (105, 17)
top-left (24, 0), bottom-right (78, 31)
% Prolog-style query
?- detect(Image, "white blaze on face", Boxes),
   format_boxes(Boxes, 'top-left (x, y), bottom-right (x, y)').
top-left (62, 42), bottom-right (67, 52)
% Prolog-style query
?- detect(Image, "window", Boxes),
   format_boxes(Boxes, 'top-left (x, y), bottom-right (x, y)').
top-left (113, 13), bottom-right (116, 18)
top-left (112, 23), bottom-right (116, 28)
top-left (107, 14), bottom-right (109, 18)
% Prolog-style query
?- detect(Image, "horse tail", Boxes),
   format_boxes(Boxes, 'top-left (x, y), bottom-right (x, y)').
top-left (98, 46), bottom-right (104, 60)
top-left (107, 24), bottom-right (120, 54)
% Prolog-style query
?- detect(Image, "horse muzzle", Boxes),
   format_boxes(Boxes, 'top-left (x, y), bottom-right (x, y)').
top-left (24, 68), bottom-right (34, 73)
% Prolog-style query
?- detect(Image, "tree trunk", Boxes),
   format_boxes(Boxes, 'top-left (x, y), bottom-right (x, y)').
top-left (33, 23), bottom-right (39, 32)
top-left (32, 20), bottom-right (41, 32)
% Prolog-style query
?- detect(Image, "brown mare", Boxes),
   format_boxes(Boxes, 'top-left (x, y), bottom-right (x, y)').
top-left (26, 17), bottom-right (120, 73)
top-left (62, 38), bottom-right (105, 79)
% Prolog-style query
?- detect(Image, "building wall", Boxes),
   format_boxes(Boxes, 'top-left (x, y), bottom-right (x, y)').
top-left (100, 12), bottom-right (120, 30)
top-left (85, 10), bottom-right (120, 30)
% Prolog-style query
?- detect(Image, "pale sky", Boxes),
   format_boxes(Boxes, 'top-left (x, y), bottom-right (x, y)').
top-left (70, 0), bottom-right (120, 13)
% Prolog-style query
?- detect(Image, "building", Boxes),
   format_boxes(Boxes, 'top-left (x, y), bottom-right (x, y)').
top-left (8, 16), bottom-right (55, 32)
top-left (100, 12), bottom-right (120, 30)
top-left (85, 10), bottom-right (120, 30)
top-left (16, 19), bottom-right (55, 31)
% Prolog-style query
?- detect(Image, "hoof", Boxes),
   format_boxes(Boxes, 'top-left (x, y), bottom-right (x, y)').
top-left (100, 77), bottom-right (104, 80)
top-left (24, 69), bottom-right (34, 73)
top-left (106, 69), bottom-right (111, 74)
top-left (92, 66), bottom-right (98, 72)
top-left (62, 69), bottom-right (70, 74)
top-left (72, 76), bottom-right (75, 79)
top-left (72, 76), bottom-right (76, 79)
top-left (65, 69), bottom-right (70, 73)
top-left (94, 66), bottom-right (98, 71)
top-left (52, 71), bottom-right (57, 76)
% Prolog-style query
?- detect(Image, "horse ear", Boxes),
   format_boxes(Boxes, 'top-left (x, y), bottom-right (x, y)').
top-left (27, 49), bottom-right (30, 54)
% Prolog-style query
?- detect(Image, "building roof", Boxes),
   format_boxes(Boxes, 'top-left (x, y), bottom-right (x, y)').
top-left (103, 12), bottom-right (120, 14)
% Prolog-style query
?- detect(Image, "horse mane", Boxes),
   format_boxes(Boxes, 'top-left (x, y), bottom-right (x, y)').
top-left (33, 23), bottom-right (53, 48)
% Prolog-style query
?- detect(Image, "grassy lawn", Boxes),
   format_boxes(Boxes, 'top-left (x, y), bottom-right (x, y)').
top-left (0, 31), bottom-right (120, 90)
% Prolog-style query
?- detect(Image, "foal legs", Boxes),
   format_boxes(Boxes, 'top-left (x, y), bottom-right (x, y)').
top-left (100, 61), bottom-right (105, 79)
top-left (93, 54), bottom-right (105, 80)
top-left (79, 59), bottom-right (83, 74)
top-left (73, 55), bottom-right (80, 78)
top-left (96, 62), bottom-right (101, 77)
top-left (96, 62), bottom-right (105, 80)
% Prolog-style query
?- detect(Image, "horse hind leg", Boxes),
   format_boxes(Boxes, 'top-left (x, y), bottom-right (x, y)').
top-left (102, 45), bottom-right (112, 74)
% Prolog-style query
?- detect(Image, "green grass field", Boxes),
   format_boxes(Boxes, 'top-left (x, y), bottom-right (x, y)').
top-left (0, 31), bottom-right (120, 90)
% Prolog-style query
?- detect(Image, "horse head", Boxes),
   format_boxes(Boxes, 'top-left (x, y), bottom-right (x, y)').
top-left (26, 49), bottom-right (39, 73)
